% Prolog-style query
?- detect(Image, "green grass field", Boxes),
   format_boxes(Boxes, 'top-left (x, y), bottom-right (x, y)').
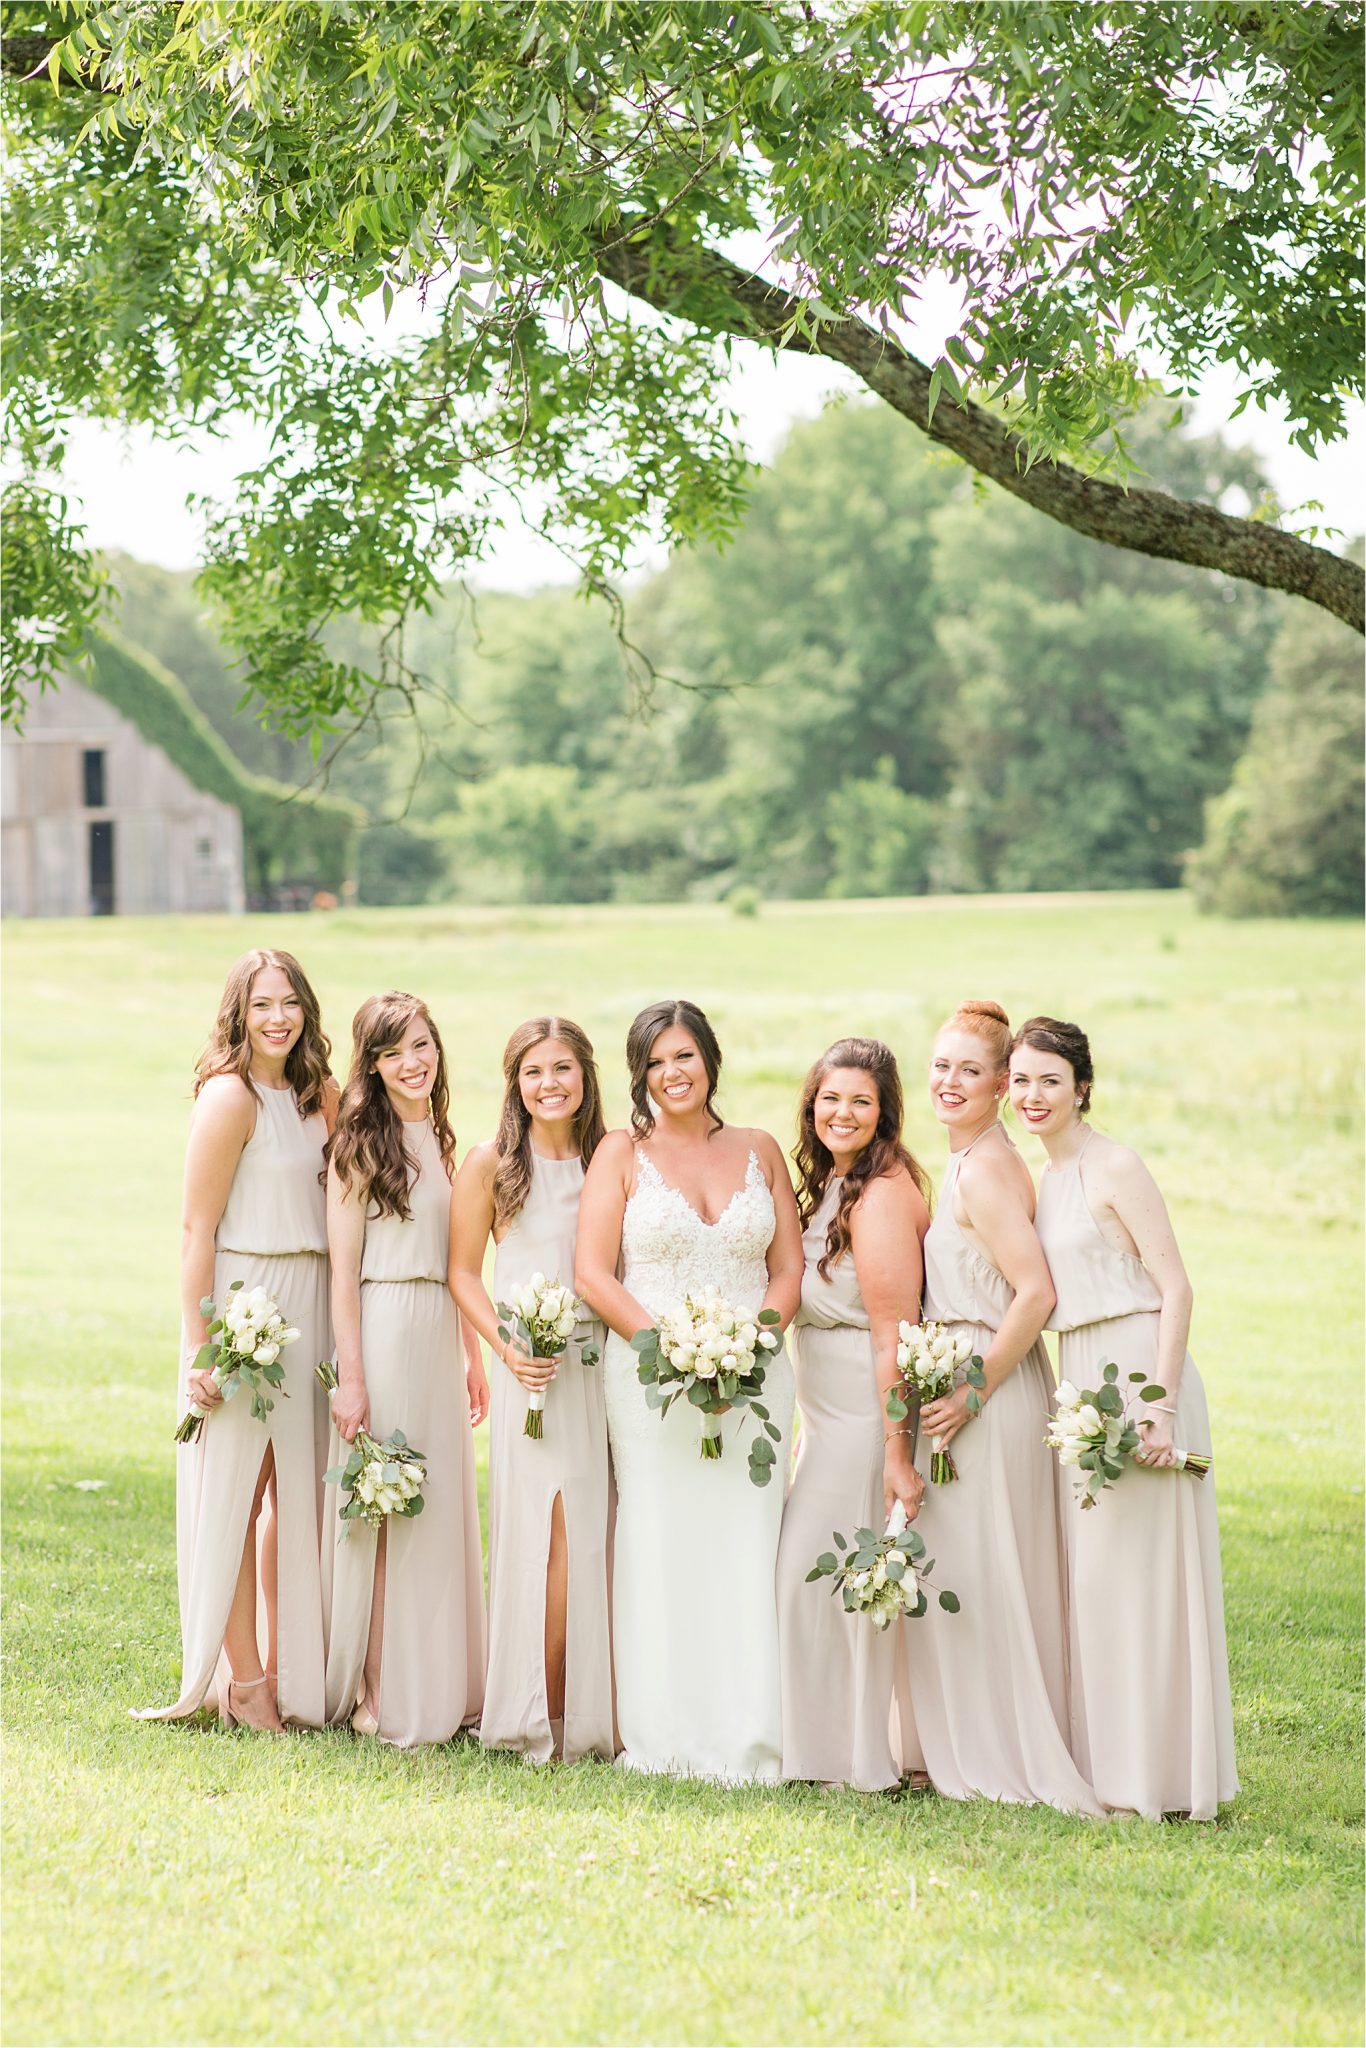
top-left (4, 893), bottom-right (1362, 2048)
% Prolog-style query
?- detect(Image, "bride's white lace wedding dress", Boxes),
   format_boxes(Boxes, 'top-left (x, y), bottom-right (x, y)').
top-left (603, 1147), bottom-right (795, 1780)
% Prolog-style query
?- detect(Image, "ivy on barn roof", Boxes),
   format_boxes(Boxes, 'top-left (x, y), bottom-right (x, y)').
top-left (84, 631), bottom-right (361, 895)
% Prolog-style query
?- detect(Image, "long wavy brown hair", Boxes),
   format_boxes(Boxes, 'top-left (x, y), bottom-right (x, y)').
top-left (793, 1037), bottom-right (932, 1279)
top-left (328, 992), bottom-right (454, 1222)
top-left (492, 1016), bottom-right (606, 1232)
top-left (626, 999), bottom-right (724, 1141)
top-left (194, 948), bottom-right (332, 1117)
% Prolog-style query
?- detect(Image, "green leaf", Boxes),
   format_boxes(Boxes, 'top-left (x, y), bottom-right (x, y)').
top-left (937, 1589), bottom-right (960, 1613)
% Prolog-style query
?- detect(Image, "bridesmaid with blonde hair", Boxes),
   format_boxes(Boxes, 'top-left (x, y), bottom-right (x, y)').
top-left (899, 998), bottom-right (1100, 1813)
top-left (452, 1016), bottom-right (614, 1765)
top-left (136, 949), bottom-right (335, 1732)
top-left (1010, 1016), bottom-right (1237, 1818)
top-left (324, 992), bottom-right (487, 1746)
top-left (775, 1037), bottom-right (931, 1791)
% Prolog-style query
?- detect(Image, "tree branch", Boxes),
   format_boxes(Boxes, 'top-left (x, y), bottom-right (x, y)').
top-left (596, 227), bottom-right (1364, 634)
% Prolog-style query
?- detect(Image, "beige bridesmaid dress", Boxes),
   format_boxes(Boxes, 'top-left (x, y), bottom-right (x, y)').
top-left (896, 1129), bottom-right (1101, 1813)
top-left (776, 1179), bottom-right (899, 1791)
top-left (482, 1152), bottom-right (613, 1764)
top-left (137, 1082), bottom-right (330, 1727)
top-left (1036, 1134), bottom-right (1237, 1818)
top-left (323, 1120), bottom-right (485, 1746)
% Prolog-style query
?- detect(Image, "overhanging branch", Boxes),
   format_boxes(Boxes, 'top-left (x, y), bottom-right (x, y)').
top-left (596, 228), bottom-right (1364, 634)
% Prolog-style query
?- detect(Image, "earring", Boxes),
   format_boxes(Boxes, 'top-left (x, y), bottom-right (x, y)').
top-left (1075, 1095), bottom-right (1084, 1108)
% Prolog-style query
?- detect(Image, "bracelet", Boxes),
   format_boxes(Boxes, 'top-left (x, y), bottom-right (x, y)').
top-left (1153, 1403), bottom-right (1177, 1414)
top-left (884, 1427), bottom-right (913, 1441)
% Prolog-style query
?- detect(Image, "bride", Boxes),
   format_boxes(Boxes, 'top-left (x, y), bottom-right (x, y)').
top-left (577, 999), bottom-right (803, 1780)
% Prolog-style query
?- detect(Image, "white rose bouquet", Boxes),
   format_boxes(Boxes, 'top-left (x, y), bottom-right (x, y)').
top-left (806, 1501), bottom-right (961, 1628)
top-left (886, 1318), bottom-right (986, 1484)
top-left (632, 1287), bottom-right (784, 1485)
top-left (174, 1280), bottom-right (298, 1442)
top-left (1048, 1360), bottom-right (1212, 1509)
top-left (316, 1360), bottom-right (428, 1531)
top-left (495, 1272), bottom-right (600, 1439)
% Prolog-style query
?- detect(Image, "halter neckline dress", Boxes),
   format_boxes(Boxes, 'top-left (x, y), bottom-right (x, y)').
top-left (1036, 1131), bottom-right (1237, 1818)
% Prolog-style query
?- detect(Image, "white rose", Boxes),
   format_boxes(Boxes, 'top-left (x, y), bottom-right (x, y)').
top-left (355, 1469), bottom-right (379, 1504)
top-left (254, 1341), bottom-right (280, 1366)
top-left (1055, 1380), bottom-right (1082, 1410)
top-left (1058, 1442), bottom-right (1083, 1467)
top-left (1078, 1404), bottom-right (1104, 1435)
top-left (757, 1329), bottom-right (779, 1351)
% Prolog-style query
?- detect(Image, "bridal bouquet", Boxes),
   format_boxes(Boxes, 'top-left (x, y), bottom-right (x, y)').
top-left (806, 1501), bottom-right (961, 1628)
top-left (495, 1272), bottom-right (600, 1439)
top-left (316, 1361), bottom-right (427, 1530)
top-left (632, 1288), bottom-right (784, 1485)
top-left (886, 1319), bottom-right (986, 1483)
top-left (174, 1281), bottom-right (298, 1442)
top-left (1048, 1361), bottom-right (1212, 1509)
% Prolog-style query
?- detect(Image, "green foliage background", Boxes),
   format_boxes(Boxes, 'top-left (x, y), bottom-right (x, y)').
top-left (104, 398), bottom-right (1361, 914)
top-left (3, 894), bottom-right (1362, 2046)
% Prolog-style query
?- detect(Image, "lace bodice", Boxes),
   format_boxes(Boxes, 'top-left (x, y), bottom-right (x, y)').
top-left (620, 1148), bottom-right (775, 1318)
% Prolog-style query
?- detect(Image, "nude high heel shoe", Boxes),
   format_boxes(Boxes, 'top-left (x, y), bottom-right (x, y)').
top-left (222, 1674), bottom-right (284, 1732)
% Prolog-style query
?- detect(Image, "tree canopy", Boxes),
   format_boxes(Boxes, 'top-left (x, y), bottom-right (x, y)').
top-left (3, 0), bottom-right (1362, 732)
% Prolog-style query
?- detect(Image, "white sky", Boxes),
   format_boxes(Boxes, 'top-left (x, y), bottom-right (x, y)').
top-left (61, 328), bottom-right (1365, 592)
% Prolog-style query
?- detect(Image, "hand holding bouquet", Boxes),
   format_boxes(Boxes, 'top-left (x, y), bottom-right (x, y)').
top-left (806, 1500), bottom-right (961, 1628)
top-left (887, 1319), bottom-right (985, 1483)
top-left (1047, 1361), bottom-right (1212, 1509)
top-left (632, 1288), bottom-right (784, 1485)
top-left (175, 1281), bottom-right (298, 1442)
top-left (495, 1272), bottom-right (600, 1440)
top-left (316, 1361), bottom-right (428, 1530)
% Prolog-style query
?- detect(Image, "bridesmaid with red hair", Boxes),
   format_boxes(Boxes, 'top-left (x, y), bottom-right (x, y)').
top-left (898, 999), bottom-right (1100, 1813)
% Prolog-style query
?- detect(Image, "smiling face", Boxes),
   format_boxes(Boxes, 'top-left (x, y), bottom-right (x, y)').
top-left (813, 1067), bottom-right (881, 1163)
top-left (929, 1026), bottom-right (1006, 1133)
top-left (372, 1014), bottom-right (437, 1114)
top-left (1008, 1040), bottom-right (1080, 1139)
top-left (244, 964), bottom-right (305, 1070)
top-left (518, 1036), bottom-right (585, 1128)
top-left (646, 1025), bottom-right (708, 1119)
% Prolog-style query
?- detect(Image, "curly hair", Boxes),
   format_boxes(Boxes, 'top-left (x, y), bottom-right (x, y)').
top-left (793, 1037), bottom-right (932, 1279)
top-left (491, 1016), bottom-right (606, 1232)
top-left (328, 992), bottom-right (454, 1222)
top-left (625, 999), bottom-right (724, 1141)
top-left (194, 948), bottom-right (332, 1118)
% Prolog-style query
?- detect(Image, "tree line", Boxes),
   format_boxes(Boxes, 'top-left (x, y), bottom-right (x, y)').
top-left (110, 400), bottom-right (1361, 918)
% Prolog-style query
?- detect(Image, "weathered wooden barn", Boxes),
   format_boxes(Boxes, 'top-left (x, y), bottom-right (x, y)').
top-left (2, 634), bottom-right (359, 918)
top-left (2, 671), bottom-right (245, 917)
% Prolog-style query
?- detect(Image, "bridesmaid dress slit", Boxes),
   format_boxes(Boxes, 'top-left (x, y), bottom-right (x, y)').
top-left (323, 1120), bottom-right (485, 1746)
top-left (482, 1151), bottom-right (613, 1764)
top-left (136, 1083), bottom-right (330, 1728)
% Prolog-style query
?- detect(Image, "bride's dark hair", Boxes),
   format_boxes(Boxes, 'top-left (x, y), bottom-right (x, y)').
top-left (328, 991), bottom-right (454, 1221)
top-left (793, 1037), bottom-right (932, 1278)
top-left (625, 1000), bottom-right (723, 1141)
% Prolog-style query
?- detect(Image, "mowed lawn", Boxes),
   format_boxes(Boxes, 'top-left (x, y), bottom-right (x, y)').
top-left (3, 893), bottom-right (1362, 2048)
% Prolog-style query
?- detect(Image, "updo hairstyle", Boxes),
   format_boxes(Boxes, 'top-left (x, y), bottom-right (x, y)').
top-left (938, 998), bottom-right (1012, 1070)
top-left (1009, 1016), bottom-right (1095, 1113)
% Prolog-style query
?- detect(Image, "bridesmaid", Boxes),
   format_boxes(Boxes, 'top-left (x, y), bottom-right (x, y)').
top-left (323, 991), bottom-right (487, 1747)
top-left (1010, 1016), bottom-right (1237, 1818)
top-left (136, 949), bottom-right (335, 1732)
top-left (451, 1016), bottom-right (614, 1765)
top-left (899, 998), bottom-right (1101, 1813)
top-left (775, 1038), bottom-right (931, 1791)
